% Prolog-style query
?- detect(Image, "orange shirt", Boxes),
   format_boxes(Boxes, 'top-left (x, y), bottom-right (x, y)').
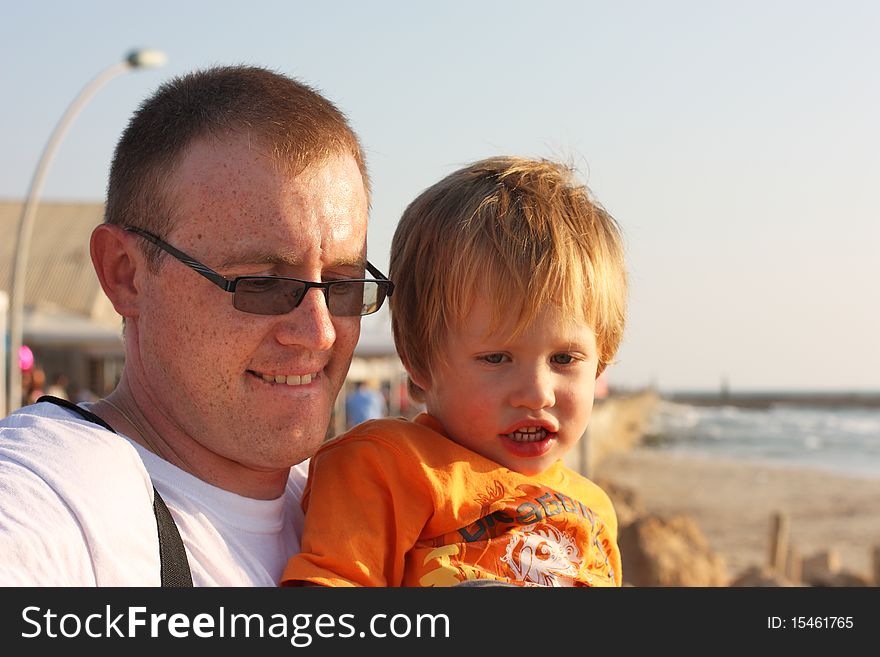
top-left (281, 413), bottom-right (621, 587)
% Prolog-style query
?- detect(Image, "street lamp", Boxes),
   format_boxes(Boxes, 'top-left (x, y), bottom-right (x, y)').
top-left (4, 49), bottom-right (167, 415)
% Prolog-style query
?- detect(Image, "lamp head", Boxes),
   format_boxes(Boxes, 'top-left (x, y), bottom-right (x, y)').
top-left (125, 49), bottom-right (168, 69)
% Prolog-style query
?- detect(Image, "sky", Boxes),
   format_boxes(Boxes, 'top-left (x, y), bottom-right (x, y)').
top-left (1, 0), bottom-right (878, 393)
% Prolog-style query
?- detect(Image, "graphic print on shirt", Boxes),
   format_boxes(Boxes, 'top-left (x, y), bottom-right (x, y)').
top-left (500, 523), bottom-right (581, 586)
top-left (416, 480), bottom-right (617, 587)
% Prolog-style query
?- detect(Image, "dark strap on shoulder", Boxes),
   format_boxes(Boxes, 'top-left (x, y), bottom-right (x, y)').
top-left (37, 395), bottom-right (193, 587)
top-left (39, 394), bottom-right (115, 431)
top-left (151, 487), bottom-right (194, 587)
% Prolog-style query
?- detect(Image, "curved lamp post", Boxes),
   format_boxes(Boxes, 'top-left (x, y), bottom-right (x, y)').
top-left (5, 49), bottom-right (167, 415)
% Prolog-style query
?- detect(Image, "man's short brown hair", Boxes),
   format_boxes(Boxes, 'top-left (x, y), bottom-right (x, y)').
top-left (105, 65), bottom-right (368, 265)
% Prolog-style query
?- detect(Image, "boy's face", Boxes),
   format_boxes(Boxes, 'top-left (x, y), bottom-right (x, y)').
top-left (416, 298), bottom-right (599, 476)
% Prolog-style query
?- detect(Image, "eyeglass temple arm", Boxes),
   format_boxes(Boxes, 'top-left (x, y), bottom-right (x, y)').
top-left (124, 226), bottom-right (235, 292)
top-left (127, 226), bottom-right (391, 296)
top-left (366, 261), bottom-right (394, 295)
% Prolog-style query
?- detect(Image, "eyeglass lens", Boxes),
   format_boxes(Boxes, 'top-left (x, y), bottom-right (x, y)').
top-left (232, 278), bottom-right (387, 317)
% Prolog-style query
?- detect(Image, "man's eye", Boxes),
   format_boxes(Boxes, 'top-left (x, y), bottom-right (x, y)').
top-left (329, 281), bottom-right (359, 296)
top-left (241, 278), bottom-right (283, 291)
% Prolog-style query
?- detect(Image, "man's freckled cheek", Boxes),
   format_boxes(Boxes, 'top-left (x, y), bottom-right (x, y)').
top-left (175, 316), bottom-right (242, 383)
top-left (165, 291), bottom-right (223, 351)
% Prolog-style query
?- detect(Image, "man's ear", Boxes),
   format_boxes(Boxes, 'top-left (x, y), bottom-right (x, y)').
top-left (90, 223), bottom-right (142, 318)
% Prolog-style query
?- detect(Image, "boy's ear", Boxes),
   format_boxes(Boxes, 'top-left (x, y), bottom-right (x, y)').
top-left (401, 357), bottom-right (431, 393)
top-left (90, 223), bottom-right (143, 319)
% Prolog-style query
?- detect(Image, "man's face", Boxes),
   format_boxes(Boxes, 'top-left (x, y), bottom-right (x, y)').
top-left (130, 136), bottom-right (368, 473)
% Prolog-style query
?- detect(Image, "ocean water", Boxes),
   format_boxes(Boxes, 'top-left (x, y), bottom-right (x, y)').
top-left (644, 399), bottom-right (880, 480)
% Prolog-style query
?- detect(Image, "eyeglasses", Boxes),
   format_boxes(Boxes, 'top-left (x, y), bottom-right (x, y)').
top-left (124, 226), bottom-right (393, 317)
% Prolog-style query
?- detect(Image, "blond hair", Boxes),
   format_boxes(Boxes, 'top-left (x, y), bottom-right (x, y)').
top-left (390, 156), bottom-right (627, 399)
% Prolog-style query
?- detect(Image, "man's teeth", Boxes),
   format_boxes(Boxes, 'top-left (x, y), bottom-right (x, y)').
top-left (507, 427), bottom-right (549, 442)
top-left (261, 373), bottom-right (313, 386)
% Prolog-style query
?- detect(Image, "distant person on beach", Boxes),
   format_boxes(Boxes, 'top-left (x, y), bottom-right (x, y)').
top-left (45, 373), bottom-right (70, 401)
top-left (24, 366), bottom-right (47, 406)
top-left (344, 379), bottom-right (386, 429)
top-left (0, 65), bottom-right (389, 585)
top-left (282, 156), bottom-right (627, 587)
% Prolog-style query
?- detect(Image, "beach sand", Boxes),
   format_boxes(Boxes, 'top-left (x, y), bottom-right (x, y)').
top-left (593, 447), bottom-right (880, 582)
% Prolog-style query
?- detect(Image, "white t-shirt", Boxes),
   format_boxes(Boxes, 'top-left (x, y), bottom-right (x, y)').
top-left (0, 401), bottom-right (308, 586)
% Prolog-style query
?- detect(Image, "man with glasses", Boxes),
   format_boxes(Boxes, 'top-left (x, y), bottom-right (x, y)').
top-left (0, 65), bottom-right (390, 585)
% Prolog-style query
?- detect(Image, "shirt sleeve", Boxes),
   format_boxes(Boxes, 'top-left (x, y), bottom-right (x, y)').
top-left (0, 459), bottom-right (97, 585)
top-left (280, 433), bottom-right (435, 587)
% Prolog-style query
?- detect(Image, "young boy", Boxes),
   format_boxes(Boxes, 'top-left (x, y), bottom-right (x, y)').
top-left (281, 156), bottom-right (628, 587)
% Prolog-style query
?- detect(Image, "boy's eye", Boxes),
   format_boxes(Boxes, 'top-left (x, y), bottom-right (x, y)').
top-left (482, 353), bottom-right (506, 364)
top-left (551, 353), bottom-right (575, 365)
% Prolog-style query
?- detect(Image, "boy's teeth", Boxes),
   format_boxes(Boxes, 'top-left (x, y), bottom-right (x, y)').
top-left (261, 373), bottom-right (313, 385)
top-left (507, 427), bottom-right (549, 442)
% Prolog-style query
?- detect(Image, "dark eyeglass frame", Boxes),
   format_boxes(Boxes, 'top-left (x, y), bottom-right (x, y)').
top-left (124, 226), bottom-right (393, 317)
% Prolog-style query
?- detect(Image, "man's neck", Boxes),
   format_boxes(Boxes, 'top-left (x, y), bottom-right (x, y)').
top-left (94, 381), bottom-right (290, 500)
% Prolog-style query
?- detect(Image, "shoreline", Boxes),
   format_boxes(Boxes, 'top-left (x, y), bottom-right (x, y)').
top-left (662, 390), bottom-right (880, 409)
top-left (593, 446), bottom-right (880, 581)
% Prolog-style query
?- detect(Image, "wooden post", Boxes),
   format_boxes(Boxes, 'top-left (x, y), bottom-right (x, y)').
top-left (872, 545), bottom-right (880, 586)
top-left (768, 512), bottom-right (789, 574)
top-left (801, 547), bottom-right (840, 584)
top-left (826, 547), bottom-right (841, 574)
top-left (785, 545), bottom-right (801, 583)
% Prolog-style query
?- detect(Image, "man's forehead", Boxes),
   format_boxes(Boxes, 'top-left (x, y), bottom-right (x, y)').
top-left (211, 244), bottom-right (366, 271)
top-left (166, 149), bottom-right (358, 230)
top-left (174, 135), bottom-right (366, 194)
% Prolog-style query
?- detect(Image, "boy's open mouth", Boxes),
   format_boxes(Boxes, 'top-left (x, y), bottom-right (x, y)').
top-left (505, 427), bottom-right (549, 443)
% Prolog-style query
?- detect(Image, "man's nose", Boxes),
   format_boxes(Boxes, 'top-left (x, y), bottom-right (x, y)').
top-left (274, 286), bottom-right (336, 350)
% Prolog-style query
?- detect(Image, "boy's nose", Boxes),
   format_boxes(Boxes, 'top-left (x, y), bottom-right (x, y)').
top-left (509, 369), bottom-right (555, 410)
